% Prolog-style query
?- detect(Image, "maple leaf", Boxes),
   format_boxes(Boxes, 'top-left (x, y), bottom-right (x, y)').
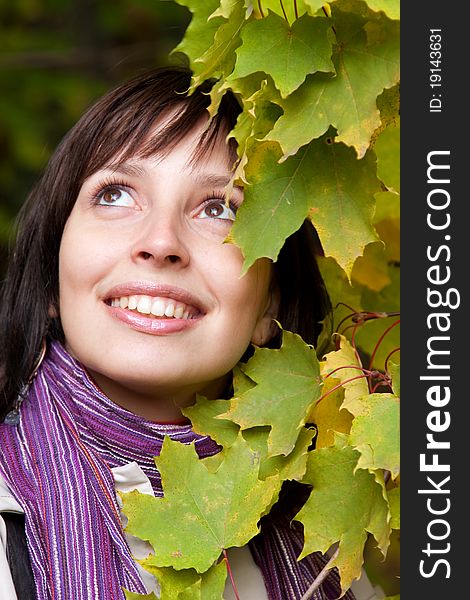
top-left (191, 1), bottom-right (245, 89)
top-left (124, 592), bottom-right (157, 600)
top-left (363, 0), bottom-right (400, 20)
top-left (348, 392), bottom-right (400, 479)
top-left (308, 378), bottom-right (353, 448)
top-left (321, 335), bottom-right (369, 414)
top-left (137, 561), bottom-right (227, 600)
top-left (182, 366), bottom-right (255, 448)
top-left (182, 395), bottom-right (238, 448)
top-left (355, 265), bottom-right (400, 370)
top-left (171, 0), bottom-right (223, 77)
top-left (388, 361), bottom-right (400, 397)
top-left (374, 122), bottom-right (400, 193)
top-left (351, 242), bottom-right (391, 292)
top-left (266, 8), bottom-right (399, 157)
top-left (230, 138), bottom-right (380, 277)
top-left (122, 436), bottom-right (279, 573)
top-left (243, 426), bottom-right (315, 481)
top-left (387, 486), bottom-right (400, 529)
top-left (251, 0), bottom-right (313, 24)
top-left (296, 442), bottom-right (390, 593)
top-left (220, 330), bottom-right (322, 456)
top-left (231, 12), bottom-right (334, 98)
top-left (209, 0), bottom-right (244, 20)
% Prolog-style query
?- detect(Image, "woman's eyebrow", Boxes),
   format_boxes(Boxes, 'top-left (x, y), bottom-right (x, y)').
top-left (101, 163), bottom-right (243, 192)
top-left (193, 172), bottom-right (243, 192)
top-left (107, 162), bottom-right (148, 177)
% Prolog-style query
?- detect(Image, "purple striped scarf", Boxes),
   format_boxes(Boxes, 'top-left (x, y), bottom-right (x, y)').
top-left (0, 341), bottom-right (354, 600)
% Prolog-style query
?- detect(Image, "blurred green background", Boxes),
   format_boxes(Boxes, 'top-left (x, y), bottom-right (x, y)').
top-left (0, 0), bottom-right (190, 271)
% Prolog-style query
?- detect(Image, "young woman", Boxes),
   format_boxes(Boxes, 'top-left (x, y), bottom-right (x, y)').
top-left (0, 67), bottom-right (380, 599)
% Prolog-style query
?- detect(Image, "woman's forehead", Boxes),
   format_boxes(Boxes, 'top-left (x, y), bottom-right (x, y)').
top-left (101, 114), bottom-right (236, 177)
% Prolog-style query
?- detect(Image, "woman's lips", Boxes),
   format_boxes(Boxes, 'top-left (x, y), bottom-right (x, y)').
top-left (102, 282), bottom-right (206, 335)
top-left (105, 303), bottom-right (202, 335)
top-left (104, 282), bottom-right (206, 314)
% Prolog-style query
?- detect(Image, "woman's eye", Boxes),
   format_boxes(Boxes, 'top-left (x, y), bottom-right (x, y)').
top-left (96, 186), bottom-right (134, 207)
top-left (198, 200), bottom-right (236, 221)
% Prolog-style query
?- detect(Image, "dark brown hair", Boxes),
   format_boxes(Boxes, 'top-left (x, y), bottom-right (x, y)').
top-left (0, 66), bottom-right (330, 420)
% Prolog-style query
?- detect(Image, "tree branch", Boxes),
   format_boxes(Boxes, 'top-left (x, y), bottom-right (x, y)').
top-left (300, 547), bottom-right (340, 600)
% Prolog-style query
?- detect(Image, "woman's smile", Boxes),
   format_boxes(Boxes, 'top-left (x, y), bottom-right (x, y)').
top-left (103, 281), bottom-right (205, 334)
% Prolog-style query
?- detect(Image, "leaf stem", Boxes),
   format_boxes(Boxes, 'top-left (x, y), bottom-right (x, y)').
top-left (300, 547), bottom-right (340, 600)
top-left (258, 0), bottom-right (265, 18)
top-left (323, 364), bottom-right (370, 380)
top-left (368, 319), bottom-right (400, 370)
top-left (321, 4), bottom-right (337, 36)
top-left (336, 311), bottom-right (361, 335)
top-left (316, 373), bottom-right (371, 407)
top-left (384, 347), bottom-right (401, 374)
top-left (223, 549), bottom-right (240, 600)
top-left (294, 0), bottom-right (299, 19)
top-left (279, 0), bottom-right (288, 21)
top-left (349, 323), bottom-right (364, 378)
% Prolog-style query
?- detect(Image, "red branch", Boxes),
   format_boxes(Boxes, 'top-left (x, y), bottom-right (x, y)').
top-left (223, 549), bottom-right (240, 600)
top-left (368, 319), bottom-right (400, 370)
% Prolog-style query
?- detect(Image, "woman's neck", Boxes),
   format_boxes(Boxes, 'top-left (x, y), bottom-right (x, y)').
top-left (85, 368), bottom-right (231, 422)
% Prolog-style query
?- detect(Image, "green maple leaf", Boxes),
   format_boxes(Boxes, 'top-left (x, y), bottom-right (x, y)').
top-left (209, 0), bottom-right (244, 20)
top-left (220, 330), bottom-right (322, 456)
top-left (307, 140), bottom-right (380, 275)
top-left (316, 257), bottom-right (400, 366)
top-left (348, 393), bottom-right (400, 478)
top-left (374, 122), bottom-right (400, 193)
top-left (266, 9), bottom-right (399, 157)
top-left (191, 1), bottom-right (245, 89)
top-left (229, 141), bottom-right (314, 272)
top-left (356, 264), bottom-right (400, 369)
top-left (230, 137), bottom-right (380, 277)
top-left (303, 0), bottom-right (329, 15)
top-left (122, 436), bottom-right (279, 573)
top-left (124, 592), bottom-right (157, 600)
top-left (296, 443), bottom-right (390, 592)
top-left (351, 242), bottom-right (391, 292)
top-left (231, 12), bottom-right (334, 98)
top-left (374, 190), bottom-right (399, 222)
top-left (363, 0), bottom-right (400, 20)
top-left (243, 426), bottom-right (315, 480)
top-left (322, 334), bottom-right (369, 414)
top-left (182, 395), bottom-right (239, 448)
top-left (388, 361), bottom-right (400, 397)
top-left (171, 0), bottom-right (223, 77)
top-left (182, 366), bottom-right (254, 448)
top-left (251, 0), bottom-right (313, 24)
top-left (308, 378), bottom-right (353, 448)
top-left (139, 561), bottom-right (227, 600)
top-left (387, 486), bottom-right (400, 529)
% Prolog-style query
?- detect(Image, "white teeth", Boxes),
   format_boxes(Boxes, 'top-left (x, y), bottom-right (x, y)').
top-left (110, 294), bottom-right (196, 319)
top-left (136, 296), bottom-right (152, 314)
top-left (151, 299), bottom-right (165, 316)
top-left (164, 303), bottom-right (175, 317)
top-left (174, 304), bottom-right (184, 319)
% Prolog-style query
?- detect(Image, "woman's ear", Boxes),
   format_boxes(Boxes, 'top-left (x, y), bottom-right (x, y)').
top-left (251, 286), bottom-right (281, 347)
top-left (48, 304), bottom-right (58, 319)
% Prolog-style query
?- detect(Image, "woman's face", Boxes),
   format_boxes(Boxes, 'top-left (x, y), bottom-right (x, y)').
top-left (58, 118), bottom-right (274, 418)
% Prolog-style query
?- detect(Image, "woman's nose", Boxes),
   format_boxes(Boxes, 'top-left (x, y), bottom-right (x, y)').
top-left (131, 212), bottom-right (190, 268)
